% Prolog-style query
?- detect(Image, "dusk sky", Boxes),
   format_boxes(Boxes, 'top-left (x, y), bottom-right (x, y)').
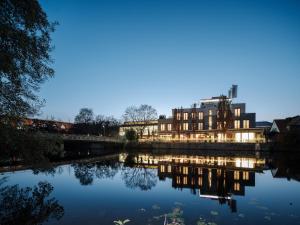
top-left (39, 0), bottom-right (300, 122)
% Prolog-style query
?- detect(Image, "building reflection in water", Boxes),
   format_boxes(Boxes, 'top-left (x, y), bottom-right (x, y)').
top-left (120, 153), bottom-right (266, 212)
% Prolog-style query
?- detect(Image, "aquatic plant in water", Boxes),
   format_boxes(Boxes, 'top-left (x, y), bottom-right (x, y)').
top-left (113, 219), bottom-right (130, 225)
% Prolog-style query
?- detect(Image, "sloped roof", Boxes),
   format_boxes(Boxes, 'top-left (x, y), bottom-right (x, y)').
top-left (273, 119), bottom-right (288, 132)
top-left (288, 116), bottom-right (300, 126)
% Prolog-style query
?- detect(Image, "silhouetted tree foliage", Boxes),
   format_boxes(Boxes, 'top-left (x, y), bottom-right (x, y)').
top-left (74, 108), bottom-right (94, 124)
top-left (72, 160), bottom-right (120, 185)
top-left (72, 108), bottom-right (120, 136)
top-left (217, 95), bottom-right (233, 133)
top-left (0, 123), bottom-right (63, 164)
top-left (0, 0), bottom-right (57, 119)
top-left (125, 129), bottom-right (138, 141)
top-left (0, 180), bottom-right (64, 225)
top-left (121, 154), bottom-right (158, 191)
top-left (123, 104), bottom-right (157, 138)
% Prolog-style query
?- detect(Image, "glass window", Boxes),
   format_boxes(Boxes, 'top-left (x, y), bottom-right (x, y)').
top-left (198, 122), bottom-right (203, 130)
top-left (167, 124), bottom-right (172, 131)
top-left (183, 113), bottom-right (188, 120)
top-left (209, 110), bottom-right (212, 116)
top-left (198, 112), bottom-right (203, 120)
top-left (176, 113), bottom-right (181, 120)
top-left (234, 120), bottom-right (240, 129)
top-left (183, 123), bottom-right (189, 130)
top-left (160, 124), bottom-right (165, 131)
top-left (243, 120), bottom-right (249, 128)
top-left (234, 108), bottom-right (241, 117)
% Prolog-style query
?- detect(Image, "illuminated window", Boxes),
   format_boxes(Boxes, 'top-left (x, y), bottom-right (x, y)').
top-left (160, 124), bottom-right (165, 131)
top-left (243, 120), bottom-right (249, 129)
top-left (183, 176), bottom-right (188, 185)
top-left (167, 124), bottom-right (172, 131)
top-left (198, 177), bottom-right (203, 186)
top-left (168, 165), bottom-right (172, 173)
top-left (234, 182), bottom-right (240, 191)
top-left (160, 165), bottom-right (165, 172)
top-left (209, 110), bottom-right (212, 116)
top-left (243, 171), bottom-right (249, 180)
top-left (183, 113), bottom-right (188, 120)
top-left (198, 122), bottom-right (203, 130)
top-left (176, 176), bottom-right (181, 184)
top-left (199, 112), bottom-right (203, 120)
top-left (183, 123), bottom-right (189, 130)
top-left (234, 171), bottom-right (240, 180)
top-left (234, 108), bottom-right (241, 117)
top-left (183, 166), bottom-right (188, 175)
top-left (198, 168), bottom-right (203, 175)
top-left (176, 113), bottom-right (181, 120)
top-left (209, 117), bottom-right (212, 130)
top-left (234, 120), bottom-right (240, 129)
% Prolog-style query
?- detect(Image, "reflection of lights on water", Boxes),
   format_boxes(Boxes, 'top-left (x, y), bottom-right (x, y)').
top-left (119, 153), bottom-right (265, 169)
top-left (235, 158), bottom-right (255, 168)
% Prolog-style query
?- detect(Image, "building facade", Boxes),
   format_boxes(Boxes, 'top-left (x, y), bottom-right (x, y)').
top-left (158, 96), bottom-right (265, 143)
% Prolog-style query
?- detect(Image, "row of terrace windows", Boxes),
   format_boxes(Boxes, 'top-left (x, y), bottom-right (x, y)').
top-left (176, 108), bottom-right (242, 120)
top-left (160, 119), bottom-right (249, 131)
top-left (176, 112), bottom-right (204, 120)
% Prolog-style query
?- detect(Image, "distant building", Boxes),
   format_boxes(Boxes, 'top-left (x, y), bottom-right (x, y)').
top-left (119, 85), bottom-right (266, 143)
top-left (269, 116), bottom-right (300, 142)
top-left (158, 95), bottom-right (264, 143)
top-left (119, 120), bottom-right (158, 139)
top-left (20, 118), bottom-right (73, 133)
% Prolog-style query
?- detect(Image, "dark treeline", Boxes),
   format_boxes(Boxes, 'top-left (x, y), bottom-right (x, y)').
top-left (71, 108), bottom-right (120, 137)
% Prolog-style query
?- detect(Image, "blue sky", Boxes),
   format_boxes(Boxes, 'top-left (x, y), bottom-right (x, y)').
top-left (39, 0), bottom-right (300, 122)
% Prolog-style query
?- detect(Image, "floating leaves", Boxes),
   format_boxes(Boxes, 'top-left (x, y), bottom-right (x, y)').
top-left (152, 204), bottom-right (161, 210)
top-left (113, 219), bottom-right (130, 225)
top-left (210, 211), bottom-right (219, 216)
top-left (196, 217), bottom-right (217, 225)
top-left (238, 213), bottom-right (245, 218)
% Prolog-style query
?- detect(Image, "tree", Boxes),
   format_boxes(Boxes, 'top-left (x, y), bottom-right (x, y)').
top-left (0, 0), bottom-right (57, 119)
top-left (74, 108), bottom-right (94, 124)
top-left (217, 95), bottom-right (233, 141)
top-left (125, 129), bottom-right (138, 141)
top-left (121, 154), bottom-right (158, 191)
top-left (0, 181), bottom-right (64, 225)
top-left (123, 104), bottom-right (157, 138)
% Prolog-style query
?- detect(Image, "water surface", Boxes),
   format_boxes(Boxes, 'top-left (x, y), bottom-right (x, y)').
top-left (1, 151), bottom-right (300, 225)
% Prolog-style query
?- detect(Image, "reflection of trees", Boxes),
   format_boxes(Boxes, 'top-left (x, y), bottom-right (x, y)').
top-left (72, 160), bottom-right (121, 185)
top-left (95, 161), bottom-right (120, 179)
top-left (73, 163), bottom-right (95, 185)
top-left (0, 180), bottom-right (64, 225)
top-left (121, 154), bottom-right (158, 191)
top-left (31, 165), bottom-right (64, 177)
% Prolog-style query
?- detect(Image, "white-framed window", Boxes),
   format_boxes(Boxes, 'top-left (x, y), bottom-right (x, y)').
top-left (198, 112), bottom-right (203, 120)
top-left (234, 120), bottom-right (240, 129)
top-left (234, 108), bottom-right (241, 117)
top-left (183, 113), bottom-right (188, 120)
top-left (234, 182), bottom-right (240, 191)
top-left (167, 124), bottom-right (172, 131)
top-left (208, 116), bottom-right (213, 130)
top-left (198, 122), bottom-right (203, 130)
top-left (183, 123), bottom-right (189, 130)
top-left (160, 124), bottom-right (165, 131)
top-left (234, 171), bottom-right (240, 180)
top-left (243, 120), bottom-right (249, 128)
top-left (243, 171), bottom-right (249, 180)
